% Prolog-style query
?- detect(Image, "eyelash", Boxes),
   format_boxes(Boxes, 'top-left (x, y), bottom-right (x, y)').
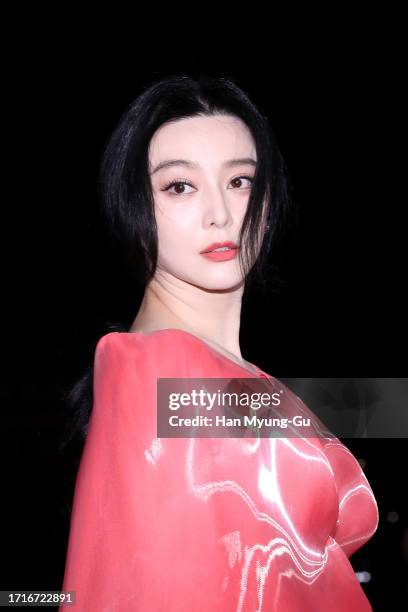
top-left (161, 175), bottom-right (254, 195)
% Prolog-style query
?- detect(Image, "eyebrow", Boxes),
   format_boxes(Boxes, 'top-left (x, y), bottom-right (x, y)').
top-left (150, 157), bottom-right (257, 175)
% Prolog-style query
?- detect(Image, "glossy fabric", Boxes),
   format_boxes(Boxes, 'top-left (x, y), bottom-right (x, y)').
top-left (60, 329), bottom-right (379, 611)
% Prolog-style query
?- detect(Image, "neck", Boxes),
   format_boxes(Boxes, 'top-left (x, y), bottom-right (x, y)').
top-left (129, 270), bottom-right (245, 360)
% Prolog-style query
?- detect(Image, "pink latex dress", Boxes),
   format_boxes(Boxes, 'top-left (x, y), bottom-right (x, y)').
top-left (60, 329), bottom-right (379, 611)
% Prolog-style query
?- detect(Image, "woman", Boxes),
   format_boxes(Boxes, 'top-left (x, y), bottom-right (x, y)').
top-left (59, 74), bottom-right (378, 611)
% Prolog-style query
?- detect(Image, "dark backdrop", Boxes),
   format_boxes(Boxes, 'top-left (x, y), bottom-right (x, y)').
top-left (1, 27), bottom-right (406, 612)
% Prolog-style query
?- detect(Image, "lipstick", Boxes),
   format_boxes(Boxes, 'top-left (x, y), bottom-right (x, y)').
top-left (201, 248), bottom-right (239, 261)
top-left (200, 241), bottom-right (240, 262)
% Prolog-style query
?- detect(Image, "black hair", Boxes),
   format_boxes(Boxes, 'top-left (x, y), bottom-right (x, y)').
top-left (58, 72), bottom-right (296, 505)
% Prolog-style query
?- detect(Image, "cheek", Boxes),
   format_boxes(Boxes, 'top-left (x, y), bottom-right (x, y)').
top-left (155, 204), bottom-right (197, 262)
top-left (232, 197), bottom-right (250, 224)
top-left (155, 195), bottom-right (194, 230)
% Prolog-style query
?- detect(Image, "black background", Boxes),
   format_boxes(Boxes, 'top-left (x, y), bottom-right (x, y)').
top-left (1, 18), bottom-right (406, 611)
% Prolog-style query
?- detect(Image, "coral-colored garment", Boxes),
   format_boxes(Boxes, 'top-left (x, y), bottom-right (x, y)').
top-left (60, 329), bottom-right (378, 611)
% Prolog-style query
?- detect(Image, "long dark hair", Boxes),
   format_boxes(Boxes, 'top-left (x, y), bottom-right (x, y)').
top-left (58, 72), bottom-right (296, 493)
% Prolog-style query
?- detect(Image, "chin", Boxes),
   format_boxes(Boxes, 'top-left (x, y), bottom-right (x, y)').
top-left (186, 273), bottom-right (245, 292)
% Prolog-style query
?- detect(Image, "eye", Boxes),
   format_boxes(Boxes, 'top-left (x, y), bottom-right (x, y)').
top-left (161, 175), bottom-right (254, 196)
top-left (229, 176), bottom-right (253, 190)
top-left (161, 179), bottom-right (195, 196)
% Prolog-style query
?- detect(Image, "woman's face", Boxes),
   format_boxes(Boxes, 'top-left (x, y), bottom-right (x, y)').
top-left (148, 114), bottom-right (258, 291)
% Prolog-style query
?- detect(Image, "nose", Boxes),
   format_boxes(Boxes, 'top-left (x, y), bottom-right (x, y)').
top-left (202, 183), bottom-right (233, 229)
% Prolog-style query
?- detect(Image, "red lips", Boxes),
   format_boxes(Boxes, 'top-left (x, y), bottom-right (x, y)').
top-left (200, 241), bottom-right (239, 254)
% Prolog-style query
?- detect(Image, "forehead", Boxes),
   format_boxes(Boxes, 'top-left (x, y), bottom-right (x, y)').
top-left (148, 115), bottom-right (256, 167)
